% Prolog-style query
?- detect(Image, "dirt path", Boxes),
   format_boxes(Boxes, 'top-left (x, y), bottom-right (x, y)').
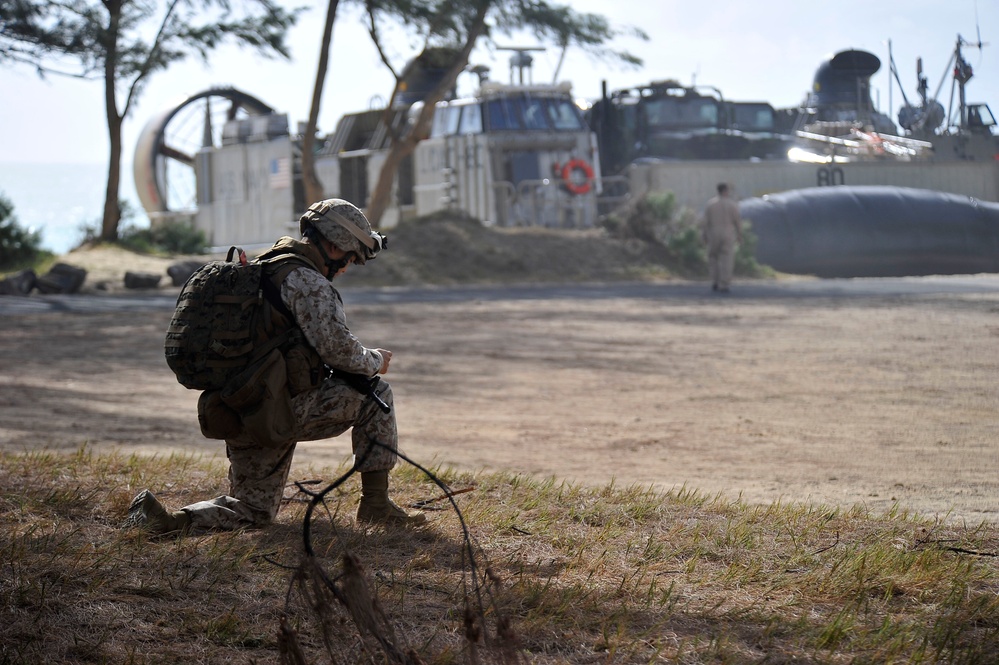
top-left (1, 286), bottom-right (997, 524)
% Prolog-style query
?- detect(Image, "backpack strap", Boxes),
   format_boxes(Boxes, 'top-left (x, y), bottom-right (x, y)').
top-left (258, 252), bottom-right (318, 318)
top-left (246, 253), bottom-right (318, 363)
top-left (259, 254), bottom-right (306, 322)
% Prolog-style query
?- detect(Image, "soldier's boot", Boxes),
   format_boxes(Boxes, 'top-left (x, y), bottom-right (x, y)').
top-left (356, 471), bottom-right (426, 526)
top-left (122, 489), bottom-right (192, 536)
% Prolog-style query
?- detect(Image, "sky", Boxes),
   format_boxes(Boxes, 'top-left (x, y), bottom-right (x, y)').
top-left (0, 0), bottom-right (996, 168)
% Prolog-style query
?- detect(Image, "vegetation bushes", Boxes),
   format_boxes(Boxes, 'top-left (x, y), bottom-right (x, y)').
top-left (80, 201), bottom-right (207, 255)
top-left (603, 190), bottom-right (774, 278)
top-left (116, 219), bottom-right (207, 255)
top-left (0, 192), bottom-right (50, 272)
top-left (2, 195), bottom-right (205, 278)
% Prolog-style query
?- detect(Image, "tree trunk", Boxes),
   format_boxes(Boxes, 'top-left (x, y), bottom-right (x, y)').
top-left (100, 0), bottom-right (122, 242)
top-left (365, 5), bottom-right (490, 227)
top-left (302, 0), bottom-right (340, 207)
top-left (364, 131), bottom-right (417, 226)
top-left (102, 113), bottom-right (123, 242)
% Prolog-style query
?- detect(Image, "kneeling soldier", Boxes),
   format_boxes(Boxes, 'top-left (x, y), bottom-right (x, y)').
top-left (124, 199), bottom-right (424, 535)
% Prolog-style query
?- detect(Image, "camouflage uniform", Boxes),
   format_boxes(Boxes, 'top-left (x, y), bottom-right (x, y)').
top-left (702, 188), bottom-right (742, 291)
top-left (181, 239), bottom-right (397, 532)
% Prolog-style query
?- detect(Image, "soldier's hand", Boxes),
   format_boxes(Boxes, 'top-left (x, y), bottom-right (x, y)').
top-left (375, 348), bottom-right (393, 374)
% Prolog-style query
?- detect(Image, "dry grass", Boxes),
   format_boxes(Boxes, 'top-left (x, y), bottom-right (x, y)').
top-left (2, 446), bottom-right (998, 664)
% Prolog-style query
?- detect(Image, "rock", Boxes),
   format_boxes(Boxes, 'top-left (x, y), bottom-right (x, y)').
top-left (167, 260), bottom-right (206, 287)
top-left (35, 263), bottom-right (87, 294)
top-left (124, 271), bottom-right (163, 289)
top-left (0, 269), bottom-right (37, 296)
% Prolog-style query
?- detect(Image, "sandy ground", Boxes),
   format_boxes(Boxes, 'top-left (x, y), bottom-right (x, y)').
top-left (1, 266), bottom-right (997, 526)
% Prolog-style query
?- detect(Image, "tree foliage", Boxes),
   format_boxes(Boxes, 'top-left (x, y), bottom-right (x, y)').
top-left (4, 0), bottom-right (296, 79)
top-left (0, 0), bottom-right (301, 242)
top-left (360, 0), bottom-right (645, 226)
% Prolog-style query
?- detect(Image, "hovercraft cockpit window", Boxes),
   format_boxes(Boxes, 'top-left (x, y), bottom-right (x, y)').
top-left (431, 102), bottom-right (483, 138)
top-left (485, 95), bottom-right (583, 132)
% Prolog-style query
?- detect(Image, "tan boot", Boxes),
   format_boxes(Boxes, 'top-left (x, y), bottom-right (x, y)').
top-left (356, 471), bottom-right (426, 525)
top-left (121, 489), bottom-right (192, 535)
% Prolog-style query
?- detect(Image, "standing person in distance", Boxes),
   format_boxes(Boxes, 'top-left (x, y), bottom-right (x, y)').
top-left (701, 182), bottom-right (743, 293)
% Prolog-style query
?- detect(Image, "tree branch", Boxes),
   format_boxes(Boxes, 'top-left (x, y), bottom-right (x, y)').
top-left (122, 0), bottom-right (184, 120)
top-left (364, 0), bottom-right (399, 80)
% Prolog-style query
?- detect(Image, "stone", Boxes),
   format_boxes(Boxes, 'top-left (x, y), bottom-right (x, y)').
top-left (124, 271), bottom-right (163, 289)
top-left (35, 263), bottom-right (87, 294)
top-left (0, 269), bottom-right (37, 296)
top-left (167, 260), bottom-right (207, 287)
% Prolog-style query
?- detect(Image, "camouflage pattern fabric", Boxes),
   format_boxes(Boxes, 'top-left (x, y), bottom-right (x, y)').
top-left (282, 266), bottom-right (396, 472)
top-left (182, 440), bottom-right (298, 530)
top-left (292, 375), bottom-right (398, 470)
top-left (164, 258), bottom-right (269, 391)
top-left (178, 257), bottom-right (397, 531)
top-left (281, 265), bottom-right (383, 376)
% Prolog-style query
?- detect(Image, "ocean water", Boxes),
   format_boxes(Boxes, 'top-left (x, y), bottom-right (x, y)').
top-left (0, 162), bottom-right (145, 255)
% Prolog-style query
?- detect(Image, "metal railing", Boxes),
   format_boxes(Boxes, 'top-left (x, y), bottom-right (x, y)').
top-left (595, 175), bottom-right (631, 217)
top-left (490, 178), bottom-right (608, 228)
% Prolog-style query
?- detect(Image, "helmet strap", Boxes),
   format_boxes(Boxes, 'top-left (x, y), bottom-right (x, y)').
top-left (306, 225), bottom-right (352, 280)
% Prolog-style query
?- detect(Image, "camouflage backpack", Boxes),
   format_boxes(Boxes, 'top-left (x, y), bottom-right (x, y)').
top-left (164, 247), bottom-right (306, 391)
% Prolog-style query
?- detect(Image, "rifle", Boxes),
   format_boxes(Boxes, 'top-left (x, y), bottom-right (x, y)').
top-left (326, 367), bottom-right (391, 414)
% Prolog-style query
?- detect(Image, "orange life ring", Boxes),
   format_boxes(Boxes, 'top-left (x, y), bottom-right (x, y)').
top-left (560, 158), bottom-right (594, 195)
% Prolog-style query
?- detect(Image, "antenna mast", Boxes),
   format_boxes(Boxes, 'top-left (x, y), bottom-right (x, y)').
top-left (496, 46), bottom-right (545, 85)
top-left (949, 33), bottom-right (988, 130)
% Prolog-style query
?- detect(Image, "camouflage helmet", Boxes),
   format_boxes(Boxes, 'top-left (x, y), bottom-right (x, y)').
top-left (299, 198), bottom-right (387, 264)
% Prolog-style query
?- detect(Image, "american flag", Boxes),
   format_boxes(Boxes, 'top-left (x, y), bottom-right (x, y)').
top-left (269, 158), bottom-right (291, 189)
